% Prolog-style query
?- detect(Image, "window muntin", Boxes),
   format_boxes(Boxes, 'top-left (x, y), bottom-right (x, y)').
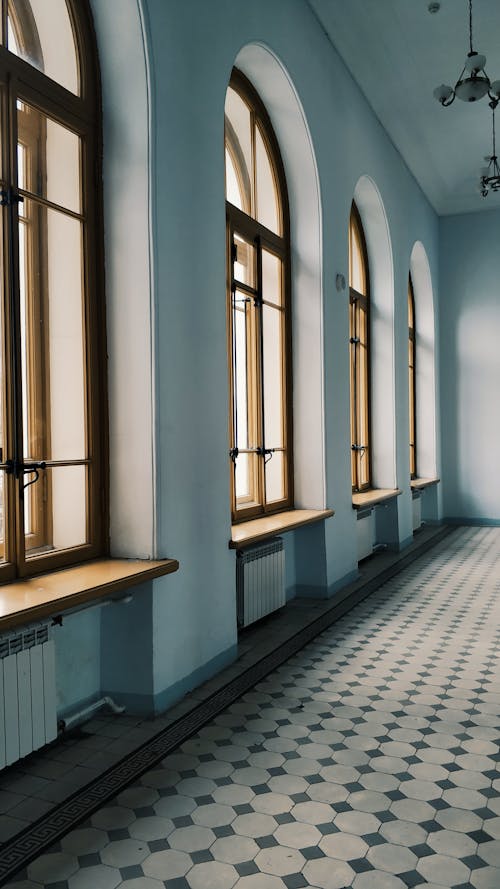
top-left (408, 275), bottom-right (417, 479)
top-left (349, 203), bottom-right (371, 493)
top-left (0, 0), bottom-right (105, 579)
top-left (225, 70), bottom-right (292, 522)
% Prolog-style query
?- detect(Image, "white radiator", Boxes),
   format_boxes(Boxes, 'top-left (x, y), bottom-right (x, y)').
top-left (0, 624), bottom-right (57, 769)
top-left (236, 537), bottom-right (285, 628)
top-left (357, 511), bottom-right (375, 561)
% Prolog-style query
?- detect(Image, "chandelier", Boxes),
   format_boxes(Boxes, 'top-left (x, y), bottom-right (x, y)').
top-left (480, 99), bottom-right (500, 196)
top-left (433, 0), bottom-right (500, 105)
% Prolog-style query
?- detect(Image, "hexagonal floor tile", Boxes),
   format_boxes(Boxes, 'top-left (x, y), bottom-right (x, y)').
top-left (255, 845), bottom-right (305, 876)
top-left (416, 852), bottom-right (471, 887)
top-left (68, 864), bottom-right (121, 889)
top-left (319, 832), bottom-right (368, 861)
top-left (233, 813), bottom-right (277, 839)
top-left (274, 821), bottom-right (321, 850)
top-left (100, 838), bottom-right (149, 868)
top-left (367, 841), bottom-right (417, 874)
top-left (303, 857), bottom-right (355, 889)
top-left (211, 834), bottom-right (259, 864)
top-left (187, 860), bottom-right (238, 889)
top-left (142, 849), bottom-right (192, 880)
top-left (61, 827), bottom-right (108, 855)
top-left (28, 852), bottom-right (78, 884)
top-left (192, 803), bottom-right (236, 828)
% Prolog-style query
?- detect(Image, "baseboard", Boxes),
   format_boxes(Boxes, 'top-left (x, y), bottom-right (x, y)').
top-left (327, 568), bottom-right (360, 596)
top-left (151, 643), bottom-right (238, 716)
top-left (397, 534), bottom-right (414, 552)
top-left (444, 517), bottom-right (500, 527)
top-left (293, 583), bottom-right (330, 599)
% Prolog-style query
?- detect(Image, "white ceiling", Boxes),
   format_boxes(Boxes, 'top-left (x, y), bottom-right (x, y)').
top-left (308, 0), bottom-right (500, 216)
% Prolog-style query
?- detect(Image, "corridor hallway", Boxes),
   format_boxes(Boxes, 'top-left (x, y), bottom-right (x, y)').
top-left (5, 526), bottom-right (500, 889)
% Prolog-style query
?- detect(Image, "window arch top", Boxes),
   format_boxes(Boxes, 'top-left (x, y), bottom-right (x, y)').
top-left (7, 0), bottom-right (79, 95)
top-left (225, 70), bottom-right (284, 236)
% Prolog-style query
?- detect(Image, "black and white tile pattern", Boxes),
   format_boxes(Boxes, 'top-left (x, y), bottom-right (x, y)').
top-left (4, 525), bottom-right (500, 888)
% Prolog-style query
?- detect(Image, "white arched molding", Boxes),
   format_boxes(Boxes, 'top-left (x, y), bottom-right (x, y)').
top-left (89, 0), bottom-right (156, 557)
top-left (410, 242), bottom-right (437, 479)
top-left (353, 176), bottom-right (395, 490)
top-left (234, 44), bottom-right (325, 508)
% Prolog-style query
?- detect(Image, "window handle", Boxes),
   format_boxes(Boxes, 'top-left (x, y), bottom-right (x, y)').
top-left (5, 458), bottom-right (47, 488)
top-left (351, 445), bottom-right (366, 453)
top-left (350, 336), bottom-right (360, 344)
top-left (0, 187), bottom-right (23, 207)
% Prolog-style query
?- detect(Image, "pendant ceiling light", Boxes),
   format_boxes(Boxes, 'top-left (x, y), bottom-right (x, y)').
top-left (480, 99), bottom-right (500, 196)
top-left (433, 0), bottom-right (500, 105)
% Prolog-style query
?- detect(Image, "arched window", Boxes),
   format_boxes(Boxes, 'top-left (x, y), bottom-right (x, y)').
top-left (408, 274), bottom-right (417, 479)
top-left (0, 1), bottom-right (105, 580)
top-left (349, 202), bottom-right (371, 492)
top-left (225, 69), bottom-right (292, 522)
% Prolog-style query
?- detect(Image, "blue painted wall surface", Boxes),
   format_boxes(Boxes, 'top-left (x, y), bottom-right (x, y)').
top-left (55, 609), bottom-right (101, 717)
top-left (141, 0), bottom-right (441, 708)
top-left (440, 209), bottom-right (500, 521)
top-left (52, 0), bottom-right (442, 719)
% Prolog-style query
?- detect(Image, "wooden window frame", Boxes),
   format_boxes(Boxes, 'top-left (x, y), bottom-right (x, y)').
top-left (226, 69), bottom-right (293, 524)
top-left (0, 0), bottom-right (107, 582)
top-left (408, 274), bottom-right (417, 479)
top-left (349, 202), bottom-right (372, 493)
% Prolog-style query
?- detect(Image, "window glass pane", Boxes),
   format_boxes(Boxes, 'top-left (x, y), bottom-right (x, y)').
top-left (25, 464), bottom-right (87, 556)
top-left (408, 290), bottom-right (414, 330)
top-left (233, 292), bottom-right (250, 453)
top-left (235, 453), bottom-right (259, 508)
top-left (256, 126), bottom-right (280, 234)
top-left (225, 88), bottom-right (252, 214)
top-left (265, 451), bottom-right (284, 504)
top-left (262, 303), bottom-right (283, 449)
top-left (8, 0), bottom-right (79, 95)
top-left (349, 217), bottom-right (366, 295)
top-left (358, 446), bottom-right (370, 489)
top-left (225, 148), bottom-right (243, 211)
top-left (233, 233), bottom-right (255, 288)
top-left (18, 102), bottom-right (81, 214)
top-left (262, 249), bottom-right (282, 307)
top-left (0, 208), bottom-right (6, 561)
top-left (357, 307), bottom-right (369, 450)
top-left (20, 200), bottom-right (86, 462)
top-left (234, 452), bottom-right (250, 502)
top-left (0, 474), bottom-right (5, 562)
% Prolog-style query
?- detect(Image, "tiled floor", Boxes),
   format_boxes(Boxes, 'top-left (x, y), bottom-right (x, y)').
top-left (4, 524), bottom-right (500, 888)
top-left (0, 525), bottom-right (447, 858)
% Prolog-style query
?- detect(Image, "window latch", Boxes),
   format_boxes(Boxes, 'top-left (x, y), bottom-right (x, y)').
top-left (229, 447), bottom-right (239, 463)
top-left (350, 336), bottom-right (360, 344)
top-left (351, 445), bottom-right (366, 453)
top-left (256, 446), bottom-right (275, 463)
top-left (1, 187), bottom-right (23, 207)
top-left (5, 458), bottom-right (47, 488)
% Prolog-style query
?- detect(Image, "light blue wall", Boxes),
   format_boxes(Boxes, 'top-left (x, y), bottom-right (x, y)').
top-left (55, 609), bottom-right (101, 717)
top-left (440, 209), bottom-right (500, 522)
top-left (53, 0), bottom-right (442, 720)
top-left (141, 0), bottom-right (441, 706)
